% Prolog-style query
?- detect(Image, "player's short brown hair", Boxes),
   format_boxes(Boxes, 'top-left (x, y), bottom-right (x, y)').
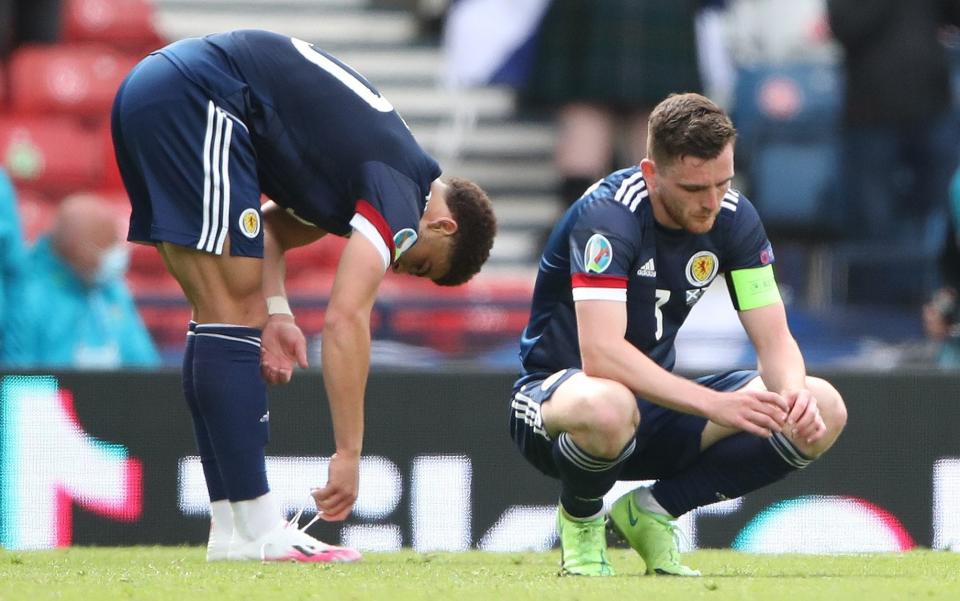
top-left (434, 178), bottom-right (497, 286)
top-left (648, 93), bottom-right (737, 166)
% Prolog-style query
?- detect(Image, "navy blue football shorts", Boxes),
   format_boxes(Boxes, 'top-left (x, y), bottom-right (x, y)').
top-left (509, 368), bottom-right (758, 479)
top-left (111, 53), bottom-right (263, 256)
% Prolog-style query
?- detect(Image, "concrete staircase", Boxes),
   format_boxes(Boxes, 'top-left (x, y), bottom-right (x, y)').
top-left (152, 0), bottom-right (558, 273)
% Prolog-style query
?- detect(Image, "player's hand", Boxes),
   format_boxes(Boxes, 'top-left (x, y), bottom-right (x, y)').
top-left (707, 390), bottom-right (789, 438)
top-left (260, 314), bottom-right (308, 385)
top-left (784, 389), bottom-right (826, 445)
top-left (311, 452), bottom-right (359, 521)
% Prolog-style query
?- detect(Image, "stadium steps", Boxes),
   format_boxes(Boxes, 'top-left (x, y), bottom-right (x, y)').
top-left (152, 0), bottom-right (558, 272)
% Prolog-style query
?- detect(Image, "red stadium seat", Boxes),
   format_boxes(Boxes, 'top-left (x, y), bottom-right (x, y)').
top-left (94, 188), bottom-right (131, 212)
top-left (128, 241), bottom-right (167, 277)
top-left (138, 304), bottom-right (193, 348)
top-left (126, 270), bottom-right (181, 297)
top-left (285, 269), bottom-right (337, 296)
top-left (293, 307), bottom-right (327, 336)
top-left (8, 45), bottom-right (139, 120)
top-left (284, 236), bottom-right (347, 278)
top-left (0, 116), bottom-right (105, 194)
top-left (98, 119), bottom-right (124, 191)
top-left (293, 306), bottom-right (383, 337)
top-left (61, 0), bottom-right (165, 53)
top-left (382, 273), bottom-right (534, 352)
top-left (0, 62), bottom-right (6, 109)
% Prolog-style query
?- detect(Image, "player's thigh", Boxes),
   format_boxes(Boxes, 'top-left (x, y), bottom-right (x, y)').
top-left (160, 240), bottom-right (266, 326)
top-left (509, 370), bottom-right (580, 478)
top-left (539, 370), bottom-right (637, 438)
top-left (509, 368), bottom-right (636, 475)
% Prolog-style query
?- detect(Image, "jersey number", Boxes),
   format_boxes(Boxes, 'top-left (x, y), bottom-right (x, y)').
top-left (654, 289), bottom-right (671, 340)
top-left (291, 38), bottom-right (395, 112)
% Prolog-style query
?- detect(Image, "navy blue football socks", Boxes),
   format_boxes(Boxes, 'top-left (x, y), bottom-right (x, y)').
top-left (183, 322), bottom-right (228, 502)
top-left (651, 431), bottom-right (812, 517)
top-left (553, 432), bottom-right (637, 518)
top-left (191, 323), bottom-right (270, 502)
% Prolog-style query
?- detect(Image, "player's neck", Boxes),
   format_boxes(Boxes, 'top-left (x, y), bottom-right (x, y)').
top-left (648, 192), bottom-right (682, 230)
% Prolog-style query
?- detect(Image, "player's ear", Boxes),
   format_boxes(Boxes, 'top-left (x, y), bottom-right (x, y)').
top-left (639, 158), bottom-right (657, 181)
top-left (427, 216), bottom-right (458, 236)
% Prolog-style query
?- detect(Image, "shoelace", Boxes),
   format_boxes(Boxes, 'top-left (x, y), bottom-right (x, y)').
top-left (258, 508), bottom-right (324, 561)
top-left (659, 518), bottom-right (692, 560)
top-left (288, 508), bottom-right (323, 533)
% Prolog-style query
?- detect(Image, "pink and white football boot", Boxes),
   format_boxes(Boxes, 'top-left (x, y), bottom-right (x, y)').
top-left (227, 510), bottom-right (361, 563)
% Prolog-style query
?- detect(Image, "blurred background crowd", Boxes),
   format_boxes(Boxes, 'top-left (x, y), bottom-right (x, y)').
top-left (1, 0), bottom-right (959, 372)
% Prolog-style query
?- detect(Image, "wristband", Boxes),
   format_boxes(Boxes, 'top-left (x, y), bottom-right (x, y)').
top-left (266, 295), bottom-right (293, 316)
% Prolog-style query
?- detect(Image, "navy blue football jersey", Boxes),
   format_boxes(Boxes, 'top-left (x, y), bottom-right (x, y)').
top-left (518, 167), bottom-right (775, 383)
top-left (157, 29), bottom-right (440, 265)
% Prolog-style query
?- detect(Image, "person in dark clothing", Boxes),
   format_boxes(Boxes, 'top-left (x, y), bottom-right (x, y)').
top-left (827, 0), bottom-right (960, 245)
top-left (521, 0), bottom-right (704, 214)
top-left (0, 0), bottom-right (62, 59)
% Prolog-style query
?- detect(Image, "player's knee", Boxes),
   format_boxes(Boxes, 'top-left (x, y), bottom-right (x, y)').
top-left (799, 378), bottom-right (847, 459)
top-left (816, 380), bottom-right (848, 434)
top-left (570, 382), bottom-right (637, 455)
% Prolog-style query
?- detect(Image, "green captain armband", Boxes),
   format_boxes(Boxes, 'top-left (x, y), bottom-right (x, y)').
top-left (726, 264), bottom-right (781, 311)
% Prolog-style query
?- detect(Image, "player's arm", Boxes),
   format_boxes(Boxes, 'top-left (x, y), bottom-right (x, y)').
top-left (575, 299), bottom-right (787, 437)
top-left (738, 301), bottom-right (806, 392)
top-left (259, 201), bottom-right (326, 384)
top-left (731, 265), bottom-right (825, 442)
top-left (261, 200), bottom-right (326, 299)
top-left (311, 232), bottom-right (385, 521)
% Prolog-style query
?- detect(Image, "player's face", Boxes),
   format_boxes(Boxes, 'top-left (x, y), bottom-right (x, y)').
top-left (392, 229), bottom-right (453, 281)
top-left (646, 143), bottom-right (735, 235)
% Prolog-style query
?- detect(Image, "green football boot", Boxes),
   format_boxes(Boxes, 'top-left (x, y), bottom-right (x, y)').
top-left (556, 507), bottom-right (615, 576)
top-left (607, 492), bottom-right (701, 576)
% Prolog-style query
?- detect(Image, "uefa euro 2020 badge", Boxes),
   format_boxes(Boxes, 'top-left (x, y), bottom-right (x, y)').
top-left (393, 228), bottom-right (418, 262)
top-left (584, 234), bottom-right (613, 274)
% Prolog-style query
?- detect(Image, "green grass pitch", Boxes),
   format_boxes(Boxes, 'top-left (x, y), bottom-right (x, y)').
top-left (1, 547), bottom-right (959, 600)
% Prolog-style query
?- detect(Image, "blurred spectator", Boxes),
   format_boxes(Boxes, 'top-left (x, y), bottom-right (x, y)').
top-left (520, 0), bottom-right (704, 213)
top-left (371, 0), bottom-right (450, 39)
top-left (0, 169), bottom-right (27, 361)
top-left (725, 0), bottom-right (836, 67)
top-left (443, 0), bottom-right (550, 89)
top-left (923, 169), bottom-right (960, 368)
top-left (3, 193), bottom-right (159, 368)
top-left (827, 0), bottom-right (960, 245)
top-left (0, 0), bottom-right (63, 59)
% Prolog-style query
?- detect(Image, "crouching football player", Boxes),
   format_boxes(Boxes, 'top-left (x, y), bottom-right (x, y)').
top-left (508, 93), bottom-right (846, 576)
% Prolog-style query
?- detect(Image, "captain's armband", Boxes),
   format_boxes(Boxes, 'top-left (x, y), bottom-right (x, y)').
top-left (725, 264), bottom-right (781, 311)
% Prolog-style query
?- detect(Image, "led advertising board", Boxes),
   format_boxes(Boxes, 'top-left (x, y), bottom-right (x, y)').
top-left (1, 372), bottom-right (957, 553)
